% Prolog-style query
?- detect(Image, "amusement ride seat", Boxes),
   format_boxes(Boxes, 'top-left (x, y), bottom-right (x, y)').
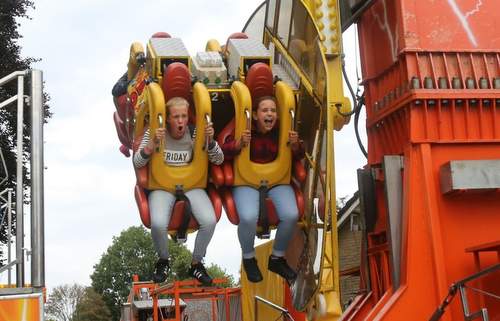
top-left (213, 62), bottom-right (306, 238)
top-left (132, 61), bottom-right (222, 240)
top-left (112, 33), bottom-right (172, 157)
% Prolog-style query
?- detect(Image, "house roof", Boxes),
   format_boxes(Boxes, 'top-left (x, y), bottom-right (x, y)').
top-left (337, 191), bottom-right (360, 229)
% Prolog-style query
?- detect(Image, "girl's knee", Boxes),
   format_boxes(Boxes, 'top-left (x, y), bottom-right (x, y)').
top-left (200, 217), bottom-right (217, 230)
top-left (238, 212), bottom-right (258, 226)
top-left (282, 209), bottom-right (299, 224)
top-left (150, 224), bottom-right (166, 235)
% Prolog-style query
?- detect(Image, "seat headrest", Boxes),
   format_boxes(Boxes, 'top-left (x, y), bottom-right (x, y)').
top-left (162, 62), bottom-right (191, 102)
top-left (226, 32), bottom-right (248, 42)
top-left (245, 62), bottom-right (273, 107)
top-left (217, 119), bottom-right (235, 146)
top-left (152, 32), bottom-right (171, 38)
top-left (223, 32), bottom-right (248, 55)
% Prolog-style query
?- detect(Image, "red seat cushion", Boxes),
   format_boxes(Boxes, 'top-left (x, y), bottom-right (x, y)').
top-left (135, 184), bottom-right (151, 228)
top-left (293, 159), bottom-right (307, 184)
top-left (210, 164), bottom-right (225, 187)
top-left (245, 62), bottom-right (273, 108)
top-left (168, 201), bottom-right (195, 230)
top-left (114, 94), bottom-right (133, 121)
top-left (213, 119), bottom-right (236, 186)
top-left (113, 112), bottom-right (131, 148)
top-left (161, 62), bottom-right (195, 123)
top-left (162, 62), bottom-right (191, 102)
top-left (151, 32), bottom-right (171, 38)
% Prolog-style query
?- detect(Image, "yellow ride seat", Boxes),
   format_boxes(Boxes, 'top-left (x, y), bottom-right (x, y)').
top-left (128, 60), bottom-right (222, 234)
top-left (134, 64), bottom-right (212, 193)
top-left (230, 63), bottom-right (296, 189)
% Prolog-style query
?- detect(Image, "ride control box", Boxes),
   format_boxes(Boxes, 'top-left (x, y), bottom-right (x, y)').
top-left (146, 37), bottom-right (191, 81)
top-left (191, 51), bottom-right (227, 86)
top-left (226, 38), bottom-right (271, 80)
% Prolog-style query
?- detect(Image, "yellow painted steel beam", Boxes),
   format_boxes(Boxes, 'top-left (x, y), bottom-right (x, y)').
top-left (303, 0), bottom-right (350, 319)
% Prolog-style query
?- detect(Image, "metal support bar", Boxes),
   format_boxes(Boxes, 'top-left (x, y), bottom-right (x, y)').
top-left (382, 156), bottom-right (403, 290)
top-left (15, 73), bottom-right (24, 287)
top-left (30, 69), bottom-right (45, 288)
top-left (0, 152), bottom-right (7, 186)
top-left (341, 0), bottom-right (377, 32)
top-left (254, 296), bottom-right (295, 321)
top-left (0, 260), bottom-right (18, 274)
top-left (7, 189), bottom-right (12, 284)
top-left (0, 95), bottom-right (18, 109)
top-left (456, 263), bottom-right (500, 286)
top-left (429, 264), bottom-right (500, 320)
top-left (459, 286), bottom-right (490, 321)
top-left (0, 70), bottom-right (27, 86)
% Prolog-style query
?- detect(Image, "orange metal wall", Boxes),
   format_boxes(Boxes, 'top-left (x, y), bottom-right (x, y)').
top-left (358, 0), bottom-right (500, 82)
top-left (351, 0), bottom-right (500, 320)
top-left (372, 143), bottom-right (500, 320)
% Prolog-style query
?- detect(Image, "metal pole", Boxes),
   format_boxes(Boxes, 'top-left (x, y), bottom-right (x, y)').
top-left (254, 296), bottom-right (296, 321)
top-left (15, 74), bottom-right (24, 287)
top-left (30, 69), bottom-right (45, 288)
top-left (254, 296), bottom-right (258, 321)
top-left (7, 189), bottom-right (12, 285)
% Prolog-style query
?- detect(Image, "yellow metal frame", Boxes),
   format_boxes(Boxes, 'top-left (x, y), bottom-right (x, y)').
top-left (260, 0), bottom-right (351, 317)
top-left (309, 0), bottom-right (347, 318)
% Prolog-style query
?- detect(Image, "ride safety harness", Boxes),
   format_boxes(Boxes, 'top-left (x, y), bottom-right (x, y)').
top-left (174, 185), bottom-right (197, 243)
top-left (257, 180), bottom-right (270, 239)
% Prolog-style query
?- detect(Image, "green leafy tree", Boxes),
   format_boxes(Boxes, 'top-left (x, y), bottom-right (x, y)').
top-left (90, 226), bottom-right (157, 321)
top-left (73, 287), bottom-right (112, 321)
top-left (91, 226), bottom-right (234, 321)
top-left (45, 284), bottom-right (86, 321)
top-left (0, 0), bottom-right (51, 260)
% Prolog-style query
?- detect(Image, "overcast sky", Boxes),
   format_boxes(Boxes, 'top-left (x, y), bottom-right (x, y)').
top-left (8, 0), bottom-right (366, 289)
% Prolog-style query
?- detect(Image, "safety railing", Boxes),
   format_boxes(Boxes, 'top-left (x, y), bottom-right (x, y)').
top-left (429, 263), bottom-right (500, 321)
top-left (0, 70), bottom-right (45, 290)
top-left (254, 295), bottom-right (295, 321)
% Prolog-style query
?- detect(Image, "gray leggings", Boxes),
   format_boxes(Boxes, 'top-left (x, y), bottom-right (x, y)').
top-left (148, 188), bottom-right (217, 262)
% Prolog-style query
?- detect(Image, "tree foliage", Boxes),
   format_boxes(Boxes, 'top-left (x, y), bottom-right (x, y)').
top-left (73, 287), bottom-right (112, 321)
top-left (0, 0), bottom-right (51, 259)
top-left (45, 284), bottom-right (86, 321)
top-left (90, 226), bottom-right (157, 321)
top-left (90, 226), bottom-right (235, 321)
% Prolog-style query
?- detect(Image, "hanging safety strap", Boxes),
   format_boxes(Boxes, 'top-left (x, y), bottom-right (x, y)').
top-left (174, 185), bottom-right (194, 243)
top-left (257, 181), bottom-right (270, 239)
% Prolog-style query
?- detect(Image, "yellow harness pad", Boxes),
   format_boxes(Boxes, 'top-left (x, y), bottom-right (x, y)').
top-left (135, 82), bottom-right (211, 193)
top-left (231, 81), bottom-right (295, 189)
top-left (127, 42), bottom-right (145, 81)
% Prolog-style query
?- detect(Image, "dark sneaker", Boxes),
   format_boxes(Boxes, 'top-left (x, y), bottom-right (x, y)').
top-left (153, 258), bottom-right (169, 283)
top-left (189, 262), bottom-right (213, 286)
top-left (242, 258), bottom-right (263, 283)
top-left (268, 255), bottom-right (297, 282)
